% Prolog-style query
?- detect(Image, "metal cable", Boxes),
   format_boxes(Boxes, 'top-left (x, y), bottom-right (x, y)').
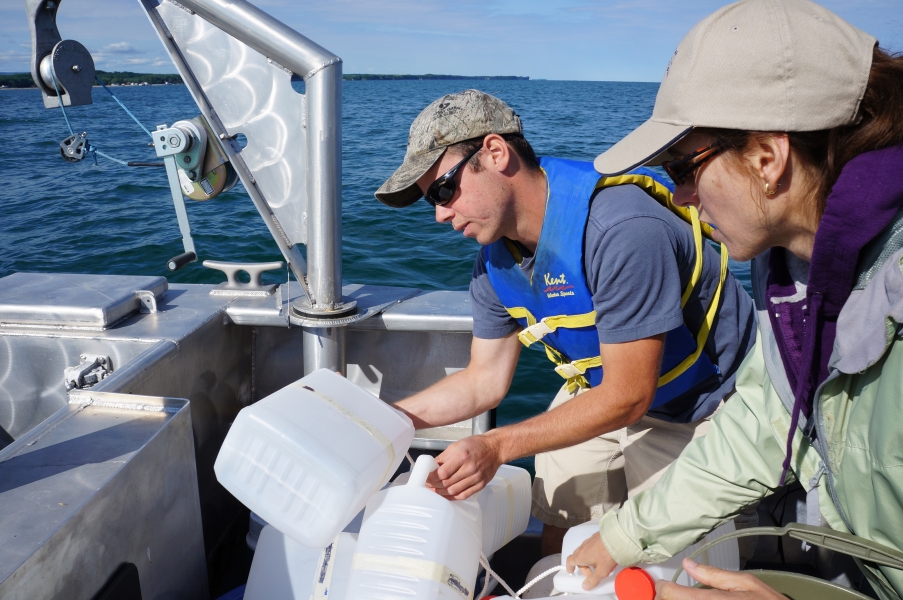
top-left (95, 76), bottom-right (153, 138)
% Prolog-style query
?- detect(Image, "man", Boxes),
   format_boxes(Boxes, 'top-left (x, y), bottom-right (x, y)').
top-left (375, 90), bottom-right (756, 555)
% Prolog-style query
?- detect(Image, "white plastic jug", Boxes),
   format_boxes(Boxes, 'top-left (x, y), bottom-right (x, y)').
top-left (347, 455), bottom-right (483, 599)
top-left (390, 462), bottom-right (532, 557)
top-left (244, 525), bottom-right (357, 600)
top-left (553, 519), bottom-right (739, 595)
top-left (475, 464), bottom-right (532, 556)
top-left (214, 368), bottom-right (414, 548)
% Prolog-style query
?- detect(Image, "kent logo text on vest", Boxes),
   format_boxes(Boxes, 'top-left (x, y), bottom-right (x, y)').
top-left (543, 273), bottom-right (574, 298)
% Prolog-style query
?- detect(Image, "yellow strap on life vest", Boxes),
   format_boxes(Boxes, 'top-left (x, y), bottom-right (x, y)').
top-left (595, 175), bottom-right (713, 308)
top-left (595, 174), bottom-right (717, 239)
top-left (516, 311), bottom-right (597, 346)
top-left (682, 204), bottom-right (705, 307)
top-left (506, 306), bottom-right (594, 392)
top-left (658, 240), bottom-right (729, 387)
top-left (594, 174), bottom-right (728, 387)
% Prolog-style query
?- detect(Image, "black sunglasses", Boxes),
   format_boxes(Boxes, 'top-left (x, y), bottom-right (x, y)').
top-left (662, 142), bottom-right (724, 186)
top-left (425, 147), bottom-right (481, 207)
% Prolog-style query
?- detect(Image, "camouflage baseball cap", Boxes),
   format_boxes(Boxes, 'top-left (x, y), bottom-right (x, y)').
top-left (375, 89), bottom-right (523, 207)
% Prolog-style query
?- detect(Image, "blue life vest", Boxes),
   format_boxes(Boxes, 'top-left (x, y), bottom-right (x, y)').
top-left (482, 157), bottom-right (728, 408)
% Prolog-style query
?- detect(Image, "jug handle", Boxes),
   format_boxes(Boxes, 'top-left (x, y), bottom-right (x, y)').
top-left (408, 455), bottom-right (439, 488)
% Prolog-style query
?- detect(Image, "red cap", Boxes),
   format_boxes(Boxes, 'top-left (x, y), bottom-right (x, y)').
top-left (615, 567), bottom-right (656, 600)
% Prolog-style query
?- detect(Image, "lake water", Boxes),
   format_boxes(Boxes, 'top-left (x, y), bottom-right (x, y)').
top-left (0, 81), bottom-right (752, 471)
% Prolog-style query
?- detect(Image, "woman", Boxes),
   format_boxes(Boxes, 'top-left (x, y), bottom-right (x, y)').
top-left (568, 0), bottom-right (903, 598)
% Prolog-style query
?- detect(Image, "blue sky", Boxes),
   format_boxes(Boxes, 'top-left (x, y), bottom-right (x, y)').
top-left (2, 0), bottom-right (900, 81)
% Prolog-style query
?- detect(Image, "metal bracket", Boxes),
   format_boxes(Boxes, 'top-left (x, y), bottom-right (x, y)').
top-left (288, 285), bottom-right (420, 328)
top-left (136, 290), bottom-right (158, 313)
top-left (290, 296), bottom-right (358, 320)
top-left (27, 0), bottom-right (95, 108)
top-left (203, 260), bottom-right (284, 297)
top-left (64, 354), bottom-right (113, 391)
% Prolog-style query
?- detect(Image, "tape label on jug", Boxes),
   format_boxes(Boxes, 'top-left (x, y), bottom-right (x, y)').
top-left (352, 553), bottom-right (473, 599)
top-left (299, 384), bottom-right (396, 484)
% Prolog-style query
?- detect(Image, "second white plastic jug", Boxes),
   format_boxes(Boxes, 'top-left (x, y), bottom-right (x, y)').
top-left (347, 455), bottom-right (483, 599)
top-left (214, 369), bottom-right (415, 549)
top-left (553, 519), bottom-right (739, 595)
top-left (475, 464), bottom-right (532, 556)
top-left (390, 461), bottom-right (532, 557)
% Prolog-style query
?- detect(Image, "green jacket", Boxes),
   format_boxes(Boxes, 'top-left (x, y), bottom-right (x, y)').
top-left (599, 241), bottom-right (903, 600)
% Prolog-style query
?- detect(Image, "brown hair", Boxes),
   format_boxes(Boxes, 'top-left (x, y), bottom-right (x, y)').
top-left (701, 46), bottom-right (903, 217)
top-left (451, 132), bottom-right (541, 173)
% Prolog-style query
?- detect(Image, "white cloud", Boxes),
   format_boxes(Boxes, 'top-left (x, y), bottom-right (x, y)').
top-left (101, 42), bottom-right (140, 54)
top-left (0, 48), bottom-right (31, 71)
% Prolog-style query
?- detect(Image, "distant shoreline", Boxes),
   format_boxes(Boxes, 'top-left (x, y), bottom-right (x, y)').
top-left (0, 71), bottom-right (529, 89)
top-left (0, 83), bottom-right (180, 89)
top-left (343, 74), bottom-right (529, 81)
top-left (0, 71), bottom-right (183, 89)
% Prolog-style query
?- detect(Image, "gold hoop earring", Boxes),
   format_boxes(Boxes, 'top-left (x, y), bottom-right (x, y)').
top-left (764, 182), bottom-right (777, 196)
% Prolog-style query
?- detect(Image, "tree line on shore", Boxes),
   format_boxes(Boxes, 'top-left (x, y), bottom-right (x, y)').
top-left (0, 71), bottom-right (183, 88)
top-left (2, 71), bottom-right (528, 89)
top-left (343, 74), bottom-right (529, 81)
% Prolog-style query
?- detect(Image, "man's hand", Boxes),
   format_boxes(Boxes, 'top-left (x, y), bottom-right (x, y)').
top-left (566, 532), bottom-right (618, 591)
top-left (655, 559), bottom-right (786, 600)
top-left (427, 434), bottom-right (503, 500)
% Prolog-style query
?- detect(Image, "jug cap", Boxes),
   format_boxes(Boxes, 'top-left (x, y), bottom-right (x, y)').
top-left (615, 567), bottom-right (655, 600)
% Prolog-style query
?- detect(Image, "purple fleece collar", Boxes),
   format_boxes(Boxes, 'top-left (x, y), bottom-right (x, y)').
top-left (766, 144), bottom-right (903, 484)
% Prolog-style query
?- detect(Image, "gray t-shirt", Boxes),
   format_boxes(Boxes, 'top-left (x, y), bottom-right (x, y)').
top-left (470, 183), bottom-right (757, 423)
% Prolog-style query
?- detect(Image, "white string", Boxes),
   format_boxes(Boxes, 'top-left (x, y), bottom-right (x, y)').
top-left (477, 566), bottom-right (494, 600)
top-left (405, 451), bottom-right (415, 467)
top-left (515, 565), bottom-right (565, 598)
top-left (478, 552), bottom-right (517, 598)
top-left (476, 552), bottom-right (565, 599)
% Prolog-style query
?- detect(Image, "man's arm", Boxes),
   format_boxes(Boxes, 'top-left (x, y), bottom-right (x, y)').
top-left (393, 332), bottom-right (522, 430)
top-left (431, 333), bottom-right (665, 499)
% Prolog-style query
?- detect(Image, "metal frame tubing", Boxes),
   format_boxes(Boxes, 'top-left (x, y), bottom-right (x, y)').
top-left (176, 0), bottom-right (345, 373)
top-left (303, 327), bottom-right (346, 375)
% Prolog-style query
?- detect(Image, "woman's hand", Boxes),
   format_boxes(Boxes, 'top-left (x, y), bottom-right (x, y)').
top-left (656, 559), bottom-right (787, 600)
top-left (565, 532), bottom-right (619, 591)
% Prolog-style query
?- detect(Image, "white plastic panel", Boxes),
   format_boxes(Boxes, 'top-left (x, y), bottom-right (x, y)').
top-left (156, 0), bottom-right (309, 245)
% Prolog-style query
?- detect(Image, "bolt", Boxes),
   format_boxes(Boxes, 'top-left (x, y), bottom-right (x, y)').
top-left (169, 135), bottom-right (181, 147)
top-left (71, 65), bottom-right (80, 73)
top-left (183, 156), bottom-right (191, 163)
top-left (187, 170), bottom-right (196, 179)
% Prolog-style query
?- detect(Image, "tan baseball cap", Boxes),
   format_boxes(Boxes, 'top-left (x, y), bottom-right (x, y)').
top-left (594, 0), bottom-right (877, 176)
top-left (375, 90), bottom-right (522, 207)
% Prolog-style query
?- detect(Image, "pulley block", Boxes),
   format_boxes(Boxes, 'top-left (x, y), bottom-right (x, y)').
top-left (60, 131), bottom-right (88, 162)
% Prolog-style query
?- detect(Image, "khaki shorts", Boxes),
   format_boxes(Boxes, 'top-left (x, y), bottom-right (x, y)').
top-left (531, 384), bottom-right (722, 528)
